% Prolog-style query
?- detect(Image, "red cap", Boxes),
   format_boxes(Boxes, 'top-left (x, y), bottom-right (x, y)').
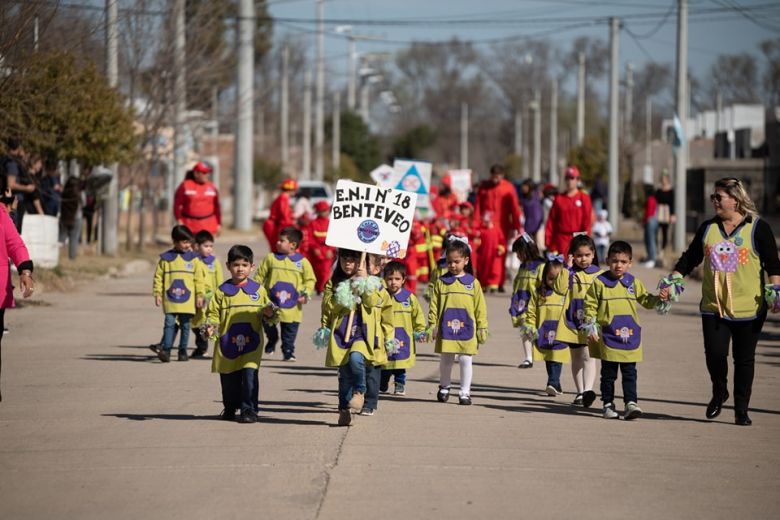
top-left (441, 174), bottom-right (452, 188)
top-left (280, 178), bottom-right (298, 191)
top-left (459, 201), bottom-right (473, 211)
top-left (314, 201), bottom-right (330, 213)
top-left (564, 166), bottom-right (580, 179)
top-left (192, 161), bottom-right (213, 174)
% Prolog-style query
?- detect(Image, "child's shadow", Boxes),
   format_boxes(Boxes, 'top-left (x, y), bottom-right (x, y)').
top-left (103, 412), bottom-right (330, 426)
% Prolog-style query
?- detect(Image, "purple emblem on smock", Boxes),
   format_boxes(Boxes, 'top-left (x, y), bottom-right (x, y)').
top-left (389, 327), bottom-right (411, 361)
top-left (565, 298), bottom-right (586, 329)
top-left (270, 281), bottom-right (299, 309)
top-left (333, 312), bottom-right (365, 349)
top-left (166, 279), bottom-right (191, 304)
top-left (439, 308), bottom-right (474, 340)
top-left (537, 320), bottom-right (567, 350)
top-left (509, 290), bottom-right (531, 317)
top-left (219, 322), bottom-right (260, 359)
top-left (602, 315), bottom-right (641, 350)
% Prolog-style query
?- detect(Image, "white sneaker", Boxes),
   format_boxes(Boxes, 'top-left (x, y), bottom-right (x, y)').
top-left (545, 384), bottom-right (562, 396)
top-left (603, 403), bottom-right (619, 419)
top-left (624, 401), bottom-right (643, 420)
top-left (642, 260), bottom-right (655, 269)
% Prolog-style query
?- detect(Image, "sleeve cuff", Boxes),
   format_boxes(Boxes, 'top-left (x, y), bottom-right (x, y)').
top-left (18, 260), bottom-right (34, 273)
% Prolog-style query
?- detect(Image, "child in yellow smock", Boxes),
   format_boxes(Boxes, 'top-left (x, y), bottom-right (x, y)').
top-left (509, 233), bottom-right (545, 369)
top-left (192, 230), bottom-right (224, 358)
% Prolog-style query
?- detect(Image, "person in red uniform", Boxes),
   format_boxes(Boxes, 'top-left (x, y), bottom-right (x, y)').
top-left (173, 161), bottom-right (221, 236)
top-left (476, 211), bottom-right (505, 291)
top-left (262, 178), bottom-right (296, 251)
top-left (544, 165), bottom-right (592, 255)
top-left (432, 175), bottom-right (458, 220)
top-left (306, 201), bottom-right (334, 294)
top-left (473, 164), bottom-right (523, 291)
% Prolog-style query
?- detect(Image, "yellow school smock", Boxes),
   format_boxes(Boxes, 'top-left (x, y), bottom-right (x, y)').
top-left (554, 264), bottom-right (603, 344)
top-left (428, 272), bottom-right (488, 356)
top-left (254, 252), bottom-right (316, 323)
top-left (584, 272), bottom-right (659, 363)
top-left (321, 278), bottom-right (390, 367)
top-left (384, 288), bottom-right (426, 370)
top-left (700, 217), bottom-right (763, 320)
top-left (153, 249), bottom-right (204, 315)
top-left (525, 286), bottom-right (571, 363)
top-left (193, 254), bottom-right (224, 328)
top-left (509, 259), bottom-right (544, 327)
top-left (206, 279), bottom-right (271, 374)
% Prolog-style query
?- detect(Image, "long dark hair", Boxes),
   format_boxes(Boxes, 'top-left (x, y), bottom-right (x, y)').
top-left (330, 249), bottom-right (361, 286)
top-left (537, 256), bottom-right (563, 303)
top-left (512, 233), bottom-right (543, 264)
top-left (444, 238), bottom-right (474, 275)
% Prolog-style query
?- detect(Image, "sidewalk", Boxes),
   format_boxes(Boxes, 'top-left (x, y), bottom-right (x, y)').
top-left (1, 237), bottom-right (778, 519)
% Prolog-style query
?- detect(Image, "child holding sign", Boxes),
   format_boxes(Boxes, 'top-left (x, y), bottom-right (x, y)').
top-left (428, 237), bottom-right (489, 405)
top-left (315, 249), bottom-right (391, 426)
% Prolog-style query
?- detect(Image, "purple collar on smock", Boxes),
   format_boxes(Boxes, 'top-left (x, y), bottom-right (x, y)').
top-left (160, 249), bottom-right (198, 262)
top-left (597, 271), bottom-right (635, 289)
top-left (219, 278), bottom-right (261, 296)
top-left (274, 252), bottom-right (304, 262)
top-left (440, 272), bottom-right (475, 286)
top-left (392, 288), bottom-right (411, 303)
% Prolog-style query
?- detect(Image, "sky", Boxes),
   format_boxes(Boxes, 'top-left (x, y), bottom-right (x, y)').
top-left (267, 0), bottom-right (780, 103)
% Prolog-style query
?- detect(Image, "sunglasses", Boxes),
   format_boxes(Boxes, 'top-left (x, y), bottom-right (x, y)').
top-left (710, 193), bottom-right (729, 203)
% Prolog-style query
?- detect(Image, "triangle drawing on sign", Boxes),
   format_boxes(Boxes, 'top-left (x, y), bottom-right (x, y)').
top-left (394, 165), bottom-right (428, 195)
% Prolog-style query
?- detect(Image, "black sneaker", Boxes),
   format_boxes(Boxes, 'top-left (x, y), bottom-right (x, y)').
top-left (191, 348), bottom-right (206, 358)
top-left (264, 346), bottom-right (275, 355)
top-left (238, 410), bottom-right (257, 423)
top-left (458, 395), bottom-right (472, 405)
top-left (283, 354), bottom-right (297, 362)
top-left (436, 386), bottom-right (450, 403)
top-left (157, 349), bottom-right (171, 362)
top-left (220, 408), bottom-right (236, 421)
top-left (177, 350), bottom-right (189, 362)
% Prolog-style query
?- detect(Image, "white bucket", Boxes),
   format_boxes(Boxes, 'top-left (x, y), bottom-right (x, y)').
top-left (20, 214), bottom-right (60, 268)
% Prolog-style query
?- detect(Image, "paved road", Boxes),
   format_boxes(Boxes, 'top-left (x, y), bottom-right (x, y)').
top-left (2, 235), bottom-right (779, 519)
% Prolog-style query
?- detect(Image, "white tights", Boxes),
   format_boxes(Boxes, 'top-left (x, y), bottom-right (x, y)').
top-left (440, 353), bottom-right (473, 397)
top-left (570, 347), bottom-right (597, 394)
top-left (521, 337), bottom-right (533, 363)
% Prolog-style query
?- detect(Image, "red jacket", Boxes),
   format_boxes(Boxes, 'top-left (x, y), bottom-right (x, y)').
top-left (173, 179), bottom-right (221, 235)
top-left (474, 179), bottom-right (523, 240)
top-left (545, 190), bottom-right (592, 253)
top-left (262, 192), bottom-right (294, 248)
top-left (643, 195), bottom-right (657, 225)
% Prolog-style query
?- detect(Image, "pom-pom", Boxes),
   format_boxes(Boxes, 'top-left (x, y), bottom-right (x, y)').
top-left (658, 273), bottom-right (685, 302)
top-left (519, 324), bottom-right (537, 342)
top-left (579, 317), bottom-right (601, 340)
top-left (765, 284), bottom-right (780, 313)
top-left (413, 330), bottom-right (427, 343)
top-left (476, 328), bottom-right (489, 344)
top-left (313, 327), bottom-right (331, 349)
top-left (334, 279), bottom-right (358, 309)
top-left (262, 303), bottom-right (281, 325)
top-left (385, 338), bottom-right (400, 356)
top-left (361, 275), bottom-right (383, 295)
top-left (655, 300), bottom-right (672, 315)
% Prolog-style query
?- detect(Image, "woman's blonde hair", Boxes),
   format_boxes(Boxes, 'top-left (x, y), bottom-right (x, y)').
top-left (714, 177), bottom-right (758, 218)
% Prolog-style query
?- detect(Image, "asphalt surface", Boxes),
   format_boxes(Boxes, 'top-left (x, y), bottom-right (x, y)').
top-left (1, 234), bottom-right (779, 519)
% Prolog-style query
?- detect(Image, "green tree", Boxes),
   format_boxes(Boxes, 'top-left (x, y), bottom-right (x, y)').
top-left (391, 124), bottom-right (437, 160)
top-left (0, 50), bottom-right (136, 166)
top-left (334, 111), bottom-right (380, 180)
top-left (566, 133), bottom-right (607, 187)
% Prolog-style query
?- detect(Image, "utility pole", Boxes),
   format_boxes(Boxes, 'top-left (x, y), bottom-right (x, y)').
top-left (360, 76), bottom-right (370, 124)
top-left (212, 87), bottom-right (220, 191)
top-left (460, 102), bottom-right (469, 169)
top-left (280, 44), bottom-right (289, 168)
top-left (256, 105), bottom-right (265, 154)
top-left (514, 110), bottom-right (522, 156)
top-left (302, 68), bottom-right (312, 180)
top-left (314, 0), bottom-right (325, 181)
top-left (348, 36), bottom-right (357, 110)
top-left (333, 92), bottom-right (341, 170)
top-left (608, 17), bottom-right (620, 231)
top-left (625, 63), bottom-right (634, 146)
top-left (532, 89), bottom-right (541, 183)
top-left (673, 0), bottom-right (688, 252)
top-left (234, 0), bottom-right (254, 230)
top-left (644, 97), bottom-right (653, 184)
top-left (102, 0), bottom-right (118, 255)
top-left (172, 0), bottom-right (186, 203)
top-left (522, 105), bottom-right (530, 179)
top-left (34, 16), bottom-right (39, 51)
top-left (549, 78), bottom-right (559, 185)
top-left (577, 51), bottom-right (586, 145)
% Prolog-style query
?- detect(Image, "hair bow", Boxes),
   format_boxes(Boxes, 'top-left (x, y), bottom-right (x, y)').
top-left (521, 232), bottom-right (534, 244)
top-left (448, 235), bottom-right (469, 246)
top-left (546, 253), bottom-right (564, 263)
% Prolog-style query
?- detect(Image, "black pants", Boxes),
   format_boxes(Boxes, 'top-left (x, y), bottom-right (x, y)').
top-left (701, 306), bottom-right (767, 413)
top-left (220, 368), bottom-right (259, 414)
top-left (600, 361), bottom-right (637, 405)
top-left (658, 223), bottom-right (670, 250)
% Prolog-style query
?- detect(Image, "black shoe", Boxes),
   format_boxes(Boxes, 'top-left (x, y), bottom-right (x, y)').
top-left (706, 390), bottom-right (729, 420)
top-left (220, 408), bottom-right (236, 421)
top-left (264, 346), bottom-right (275, 355)
top-left (238, 410), bottom-right (258, 423)
top-left (191, 348), bottom-right (206, 358)
top-left (148, 343), bottom-right (161, 354)
top-left (177, 350), bottom-right (189, 362)
top-left (582, 390), bottom-right (597, 408)
top-left (735, 411), bottom-right (752, 426)
top-left (157, 349), bottom-right (171, 362)
top-left (458, 395), bottom-right (472, 405)
top-left (436, 386), bottom-right (450, 403)
top-left (518, 360), bottom-right (533, 369)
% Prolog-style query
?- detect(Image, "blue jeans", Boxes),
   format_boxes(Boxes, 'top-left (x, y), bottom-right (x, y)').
top-left (162, 313), bottom-right (191, 352)
top-left (545, 361), bottom-right (562, 388)
top-left (264, 321), bottom-right (300, 358)
top-left (337, 352), bottom-right (367, 410)
top-left (644, 216), bottom-right (658, 262)
top-left (220, 368), bottom-right (259, 414)
top-left (601, 361), bottom-right (637, 404)
top-left (380, 369), bottom-right (406, 391)
top-left (363, 363), bottom-right (381, 411)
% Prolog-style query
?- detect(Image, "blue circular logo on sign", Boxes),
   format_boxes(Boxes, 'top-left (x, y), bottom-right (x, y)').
top-left (357, 220), bottom-right (380, 243)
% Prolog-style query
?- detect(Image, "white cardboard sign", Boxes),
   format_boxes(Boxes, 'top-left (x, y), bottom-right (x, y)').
top-left (446, 169), bottom-right (472, 202)
top-left (326, 180), bottom-right (417, 258)
top-left (371, 159), bottom-right (431, 209)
